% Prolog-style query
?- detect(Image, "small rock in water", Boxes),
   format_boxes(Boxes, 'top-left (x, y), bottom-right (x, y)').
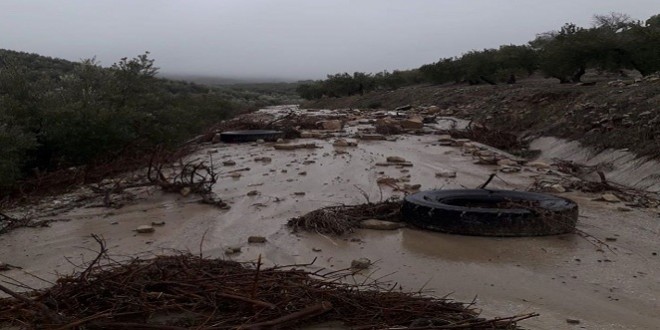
top-left (135, 225), bottom-right (155, 233)
top-left (435, 171), bottom-right (457, 178)
top-left (600, 193), bottom-right (621, 203)
top-left (180, 187), bottom-right (191, 197)
top-left (225, 246), bottom-right (241, 255)
top-left (386, 156), bottom-right (406, 163)
top-left (312, 247), bottom-right (322, 252)
top-left (360, 219), bottom-right (405, 230)
top-left (223, 160), bottom-right (236, 166)
top-left (248, 236), bottom-right (267, 243)
top-left (351, 258), bottom-right (372, 270)
top-left (549, 184), bottom-right (566, 193)
top-left (527, 161), bottom-right (551, 169)
top-left (247, 190), bottom-right (260, 196)
top-left (151, 221), bottom-right (166, 226)
top-left (566, 319), bottom-right (581, 325)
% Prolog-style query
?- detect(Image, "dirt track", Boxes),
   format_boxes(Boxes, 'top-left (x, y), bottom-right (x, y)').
top-left (1, 106), bottom-right (659, 329)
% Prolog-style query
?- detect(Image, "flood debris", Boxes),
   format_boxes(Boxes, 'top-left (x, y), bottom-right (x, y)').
top-left (288, 201), bottom-right (402, 235)
top-left (273, 143), bottom-right (320, 150)
top-left (0, 239), bottom-right (536, 329)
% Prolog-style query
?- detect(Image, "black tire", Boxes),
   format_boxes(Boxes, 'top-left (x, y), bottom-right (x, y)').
top-left (401, 189), bottom-right (578, 236)
top-left (219, 130), bottom-right (284, 143)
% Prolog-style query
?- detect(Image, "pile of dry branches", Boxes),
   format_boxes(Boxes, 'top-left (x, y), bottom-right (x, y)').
top-left (288, 201), bottom-right (402, 235)
top-left (0, 237), bottom-right (535, 329)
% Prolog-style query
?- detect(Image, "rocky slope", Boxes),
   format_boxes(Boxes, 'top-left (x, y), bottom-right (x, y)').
top-left (303, 76), bottom-right (660, 159)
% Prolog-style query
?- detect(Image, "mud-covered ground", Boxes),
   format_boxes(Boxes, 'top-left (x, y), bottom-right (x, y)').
top-left (1, 106), bottom-right (659, 329)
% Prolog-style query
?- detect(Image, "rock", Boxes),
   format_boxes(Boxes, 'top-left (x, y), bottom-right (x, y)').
top-left (0, 262), bottom-right (9, 271)
top-left (601, 193), bottom-right (621, 203)
top-left (319, 119), bottom-right (342, 130)
top-left (298, 171), bottom-right (307, 176)
top-left (273, 143), bottom-right (318, 150)
top-left (180, 187), bottom-right (191, 197)
top-left (527, 161), bottom-right (551, 169)
top-left (499, 166), bottom-right (521, 173)
top-left (437, 134), bottom-right (454, 141)
top-left (225, 246), bottom-right (241, 255)
top-left (566, 319), bottom-right (581, 325)
top-left (395, 104), bottom-right (412, 111)
top-left (426, 105), bottom-right (441, 114)
top-left (400, 117), bottom-right (424, 129)
top-left (476, 156), bottom-right (498, 165)
top-left (223, 160), bottom-right (236, 166)
top-left (151, 221), bottom-right (166, 226)
top-left (453, 138), bottom-right (471, 146)
top-left (351, 258), bottom-right (372, 270)
top-left (435, 171), bottom-right (457, 178)
top-left (248, 236), bottom-right (267, 243)
top-left (312, 247), bottom-right (322, 252)
top-left (135, 225), bottom-right (155, 233)
top-left (548, 184), bottom-right (566, 193)
top-left (617, 206), bottom-right (632, 212)
top-left (375, 118), bottom-right (403, 135)
top-left (254, 157), bottom-right (272, 162)
top-left (360, 219), bottom-right (405, 230)
top-left (211, 133), bottom-right (222, 144)
top-left (230, 172), bottom-right (242, 178)
top-left (293, 192), bottom-right (306, 196)
top-left (497, 159), bottom-right (518, 166)
top-left (333, 139), bottom-right (357, 147)
top-left (359, 133), bottom-right (387, 140)
top-left (256, 139), bottom-right (265, 144)
top-left (386, 156), bottom-right (407, 163)
top-left (276, 138), bottom-right (284, 143)
top-left (404, 183), bottom-right (421, 191)
top-left (247, 190), bottom-right (260, 196)
top-left (605, 237), bottom-right (617, 242)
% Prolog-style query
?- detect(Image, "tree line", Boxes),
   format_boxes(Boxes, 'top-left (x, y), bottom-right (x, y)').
top-left (297, 13), bottom-right (660, 99)
top-left (0, 50), bottom-right (272, 193)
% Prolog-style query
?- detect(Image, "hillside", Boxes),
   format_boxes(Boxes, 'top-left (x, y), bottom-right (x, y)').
top-left (0, 49), bottom-right (297, 196)
top-left (303, 76), bottom-right (660, 159)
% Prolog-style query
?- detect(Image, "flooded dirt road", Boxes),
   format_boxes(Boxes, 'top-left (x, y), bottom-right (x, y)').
top-left (1, 107), bottom-right (659, 329)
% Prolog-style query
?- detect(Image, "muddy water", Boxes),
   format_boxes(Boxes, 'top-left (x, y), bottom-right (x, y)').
top-left (2, 126), bottom-right (660, 329)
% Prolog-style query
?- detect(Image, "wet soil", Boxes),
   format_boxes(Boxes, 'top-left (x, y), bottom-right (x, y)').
top-left (1, 107), bottom-right (659, 329)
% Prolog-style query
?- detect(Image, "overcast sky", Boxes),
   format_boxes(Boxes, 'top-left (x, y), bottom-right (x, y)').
top-left (1, 1), bottom-right (659, 81)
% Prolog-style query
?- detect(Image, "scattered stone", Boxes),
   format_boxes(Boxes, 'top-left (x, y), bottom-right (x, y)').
top-left (435, 171), bottom-right (457, 178)
top-left (135, 225), bottom-right (155, 234)
top-left (180, 187), bottom-right (191, 197)
top-left (248, 236), bottom-right (267, 243)
top-left (360, 219), bottom-right (405, 230)
top-left (293, 192), bottom-right (306, 196)
top-left (475, 156), bottom-right (498, 165)
top-left (351, 258), bottom-right (372, 270)
top-left (0, 262), bottom-right (9, 271)
top-left (223, 160), bottom-right (236, 166)
top-left (605, 237), bottom-right (617, 242)
top-left (395, 104), bottom-right (412, 111)
top-left (617, 206), bottom-right (632, 212)
top-left (527, 161), bottom-right (551, 169)
top-left (600, 193), bottom-right (621, 203)
top-left (375, 118), bottom-right (403, 135)
top-left (303, 160), bottom-right (316, 165)
top-left (386, 156), bottom-right (407, 163)
top-left (151, 221), bottom-right (166, 226)
top-left (230, 172), bottom-right (242, 178)
top-left (359, 133), bottom-right (387, 140)
top-left (111, 221), bottom-right (119, 225)
top-left (499, 166), bottom-right (521, 173)
top-left (400, 117), bottom-right (424, 129)
top-left (225, 246), bottom-right (241, 255)
top-left (273, 143), bottom-right (318, 150)
top-left (453, 138), bottom-right (471, 146)
top-left (254, 157), bottom-right (272, 162)
top-left (319, 119), bottom-right (342, 130)
top-left (211, 133), bottom-right (222, 144)
top-left (333, 139), bottom-right (358, 147)
top-left (247, 190), bottom-right (260, 196)
top-left (312, 247), bottom-right (322, 252)
top-left (404, 184), bottom-right (421, 191)
top-left (566, 319), bottom-right (581, 325)
top-left (548, 184), bottom-right (567, 193)
top-left (497, 159), bottom-right (518, 167)
top-left (299, 171), bottom-right (307, 176)
top-left (256, 139), bottom-right (265, 144)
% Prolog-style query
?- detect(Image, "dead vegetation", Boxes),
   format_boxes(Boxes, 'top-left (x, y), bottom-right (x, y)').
top-left (0, 236), bottom-right (535, 329)
top-left (288, 201), bottom-right (402, 235)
